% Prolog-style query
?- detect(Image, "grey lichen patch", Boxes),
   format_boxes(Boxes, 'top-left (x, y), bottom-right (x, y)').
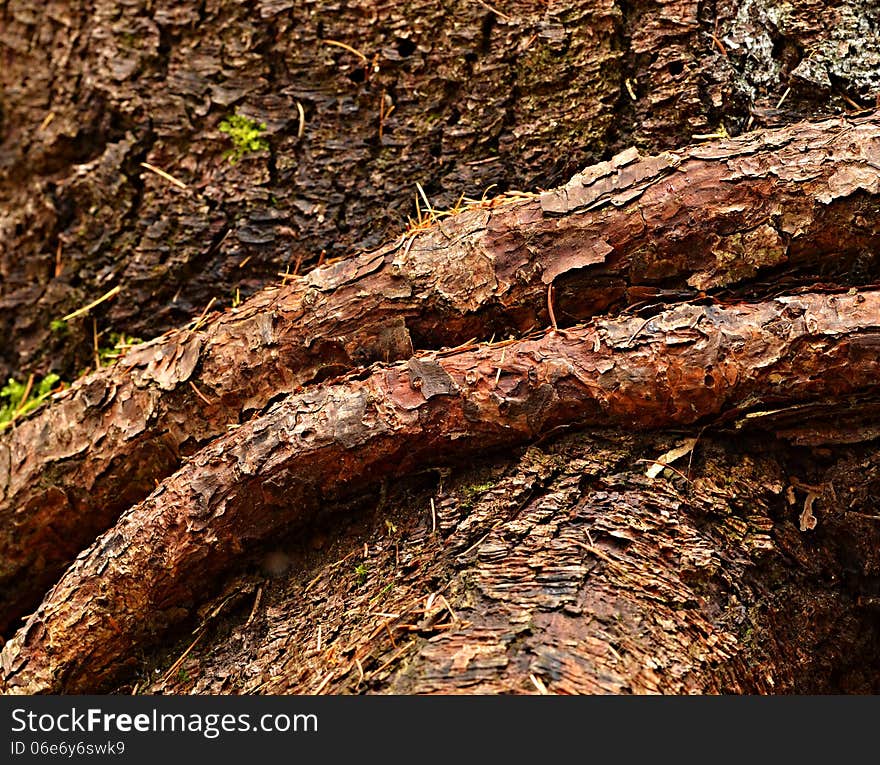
top-left (724, 0), bottom-right (880, 102)
top-left (724, 0), bottom-right (784, 93)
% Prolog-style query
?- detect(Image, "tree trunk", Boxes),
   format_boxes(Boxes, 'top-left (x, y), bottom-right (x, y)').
top-left (2, 0), bottom-right (877, 381)
top-left (136, 431), bottom-right (880, 695)
top-left (2, 0), bottom-right (880, 695)
top-left (5, 239), bottom-right (880, 693)
top-left (3, 113), bottom-right (879, 634)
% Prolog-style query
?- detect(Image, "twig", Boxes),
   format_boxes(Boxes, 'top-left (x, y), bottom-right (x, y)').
top-left (368, 640), bottom-right (415, 678)
top-left (93, 319), bottom-right (100, 371)
top-left (161, 628), bottom-right (205, 685)
top-left (59, 285), bottom-right (122, 322)
top-left (439, 594), bottom-right (458, 623)
top-left (466, 156), bottom-right (501, 166)
top-left (189, 381), bottom-right (214, 406)
top-left (401, 232), bottom-right (419, 261)
top-left (313, 670), bottom-right (335, 694)
top-left (244, 586), bottom-right (263, 628)
top-left (185, 296), bottom-right (217, 338)
top-left (693, 125), bottom-right (729, 141)
top-left (472, 0), bottom-right (511, 21)
top-left (458, 521), bottom-right (504, 558)
top-left (571, 539), bottom-right (615, 564)
top-left (415, 182), bottom-right (436, 220)
top-left (10, 374), bottom-right (35, 424)
top-left (140, 162), bottom-right (188, 190)
top-left (838, 90), bottom-right (862, 111)
top-left (625, 316), bottom-right (653, 346)
top-left (529, 673), bottom-right (549, 694)
top-left (686, 425), bottom-right (707, 480)
top-left (296, 100), bottom-right (306, 139)
top-left (547, 283), bottom-right (559, 332)
top-left (322, 39), bottom-right (368, 62)
top-left (636, 458), bottom-right (693, 484)
top-left (494, 347), bottom-right (507, 387)
top-left (38, 112), bottom-right (55, 132)
top-left (775, 87), bottom-right (791, 110)
top-left (304, 549), bottom-right (359, 593)
top-left (710, 18), bottom-right (727, 57)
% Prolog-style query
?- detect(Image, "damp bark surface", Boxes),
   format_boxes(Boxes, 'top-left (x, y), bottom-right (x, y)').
top-left (130, 431), bottom-right (880, 696)
top-left (2, 288), bottom-right (880, 693)
top-left (1, 0), bottom-right (880, 696)
top-left (2, 112), bottom-right (880, 634)
top-left (1, 0), bottom-right (877, 381)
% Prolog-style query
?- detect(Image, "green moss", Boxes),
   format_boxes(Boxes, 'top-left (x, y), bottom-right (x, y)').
top-left (462, 481), bottom-right (495, 498)
top-left (219, 112), bottom-right (269, 163)
top-left (459, 480), bottom-right (496, 509)
top-left (98, 332), bottom-right (143, 367)
top-left (0, 374), bottom-right (62, 431)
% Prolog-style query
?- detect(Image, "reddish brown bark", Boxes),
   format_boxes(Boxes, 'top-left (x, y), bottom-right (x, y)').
top-left (3, 112), bottom-right (880, 634)
top-left (137, 430), bottom-right (880, 696)
top-left (2, 288), bottom-right (878, 693)
top-left (9, 0), bottom-right (872, 385)
top-left (2, 0), bottom-right (880, 700)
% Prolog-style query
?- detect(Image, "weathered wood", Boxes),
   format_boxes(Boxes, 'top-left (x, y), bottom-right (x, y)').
top-left (2, 112), bottom-right (880, 633)
top-left (2, 288), bottom-right (879, 693)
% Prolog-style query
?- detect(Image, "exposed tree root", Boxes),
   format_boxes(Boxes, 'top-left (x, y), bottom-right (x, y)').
top-left (2, 113), bottom-right (880, 633)
top-left (2, 289), bottom-right (879, 693)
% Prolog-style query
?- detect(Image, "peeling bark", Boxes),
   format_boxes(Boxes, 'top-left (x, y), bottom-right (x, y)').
top-left (2, 0), bottom-right (880, 698)
top-left (133, 432), bottom-right (880, 695)
top-left (3, 112), bottom-right (880, 633)
top-left (2, 288), bottom-right (879, 693)
top-left (2, 0), bottom-right (877, 383)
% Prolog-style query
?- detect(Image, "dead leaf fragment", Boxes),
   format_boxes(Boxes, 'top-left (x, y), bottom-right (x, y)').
top-left (646, 438), bottom-right (697, 478)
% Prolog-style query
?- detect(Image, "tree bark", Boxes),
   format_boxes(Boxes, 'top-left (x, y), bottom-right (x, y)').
top-left (2, 288), bottom-right (879, 693)
top-left (135, 431), bottom-right (880, 695)
top-left (2, 0), bottom-right (877, 382)
top-left (2, 0), bottom-right (880, 697)
top-left (3, 112), bottom-right (880, 634)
